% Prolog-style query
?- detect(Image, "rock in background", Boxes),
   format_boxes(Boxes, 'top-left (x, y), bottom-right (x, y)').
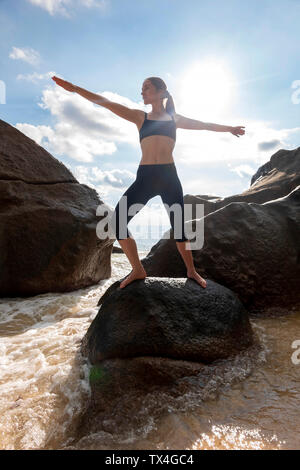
top-left (0, 119), bottom-right (114, 296)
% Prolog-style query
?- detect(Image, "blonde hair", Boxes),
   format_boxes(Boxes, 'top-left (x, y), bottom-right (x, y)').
top-left (146, 76), bottom-right (176, 117)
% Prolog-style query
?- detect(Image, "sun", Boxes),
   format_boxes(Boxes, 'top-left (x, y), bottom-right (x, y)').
top-left (178, 60), bottom-right (234, 117)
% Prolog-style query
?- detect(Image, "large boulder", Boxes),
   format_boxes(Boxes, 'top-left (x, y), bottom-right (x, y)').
top-left (0, 119), bottom-right (113, 296)
top-left (81, 277), bottom-right (254, 364)
top-left (79, 277), bottom-right (255, 440)
top-left (141, 186), bottom-right (300, 313)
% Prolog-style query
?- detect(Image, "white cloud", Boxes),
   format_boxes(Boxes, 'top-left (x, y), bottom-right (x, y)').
top-left (230, 164), bottom-right (257, 178)
top-left (26, 0), bottom-right (108, 17)
top-left (70, 165), bottom-right (137, 203)
top-left (15, 80), bottom-right (142, 163)
top-left (91, 167), bottom-right (135, 188)
top-left (17, 71), bottom-right (56, 83)
top-left (71, 165), bottom-right (108, 197)
top-left (14, 123), bottom-right (55, 146)
top-left (71, 164), bottom-right (136, 191)
top-left (9, 46), bottom-right (40, 66)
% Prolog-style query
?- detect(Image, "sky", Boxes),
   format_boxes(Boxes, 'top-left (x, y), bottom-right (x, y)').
top-left (1, 0), bottom-right (300, 247)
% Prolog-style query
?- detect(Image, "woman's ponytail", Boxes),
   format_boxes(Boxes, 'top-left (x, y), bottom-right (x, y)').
top-left (147, 77), bottom-right (176, 118)
top-left (165, 90), bottom-right (176, 118)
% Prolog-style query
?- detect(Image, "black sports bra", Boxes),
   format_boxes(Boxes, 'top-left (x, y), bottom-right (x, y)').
top-left (139, 112), bottom-right (176, 143)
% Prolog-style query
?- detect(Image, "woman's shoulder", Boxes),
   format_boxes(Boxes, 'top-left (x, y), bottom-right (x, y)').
top-left (134, 110), bottom-right (147, 131)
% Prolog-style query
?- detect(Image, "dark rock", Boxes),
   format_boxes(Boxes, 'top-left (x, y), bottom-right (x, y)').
top-left (141, 186), bottom-right (300, 312)
top-left (0, 119), bottom-right (114, 296)
top-left (0, 119), bottom-right (76, 183)
top-left (112, 245), bottom-right (124, 253)
top-left (81, 277), bottom-right (254, 364)
top-left (250, 147), bottom-right (299, 187)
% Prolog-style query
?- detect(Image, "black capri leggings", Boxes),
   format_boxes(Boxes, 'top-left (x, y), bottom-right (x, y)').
top-left (111, 163), bottom-right (189, 242)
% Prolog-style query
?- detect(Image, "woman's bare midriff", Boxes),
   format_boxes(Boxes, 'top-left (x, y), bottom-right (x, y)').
top-left (136, 112), bottom-right (176, 165)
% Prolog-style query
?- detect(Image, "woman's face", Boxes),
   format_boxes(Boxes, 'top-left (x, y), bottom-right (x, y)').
top-left (141, 80), bottom-right (163, 104)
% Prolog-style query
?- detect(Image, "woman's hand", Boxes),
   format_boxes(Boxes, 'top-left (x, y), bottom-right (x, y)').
top-left (230, 126), bottom-right (245, 138)
top-left (52, 76), bottom-right (76, 92)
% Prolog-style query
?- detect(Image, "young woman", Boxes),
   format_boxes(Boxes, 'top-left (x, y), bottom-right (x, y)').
top-left (52, 75), bottom-right (245, 289)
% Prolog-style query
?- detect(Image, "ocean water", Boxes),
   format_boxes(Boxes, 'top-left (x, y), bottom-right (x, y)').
top-left (0, 252), bottom-right (299, 450)
top-left (114, 224), bottom-right (171, 252)
top-left (114, 239), bottom-right (159, 252)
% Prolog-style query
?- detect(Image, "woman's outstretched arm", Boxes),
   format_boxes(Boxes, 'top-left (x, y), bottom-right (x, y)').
top-left (51, 76), bottom-right (142, 124)
top-left (203, 121), bottom-right (245, 138)
top-left (75, 84), bottom-right (109, 105)
top-left (175, 113), bottom-right (245, 138)
top-left (52, 76), bottom-right (108, 105)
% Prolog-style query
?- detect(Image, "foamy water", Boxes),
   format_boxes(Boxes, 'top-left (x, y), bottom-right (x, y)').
top-left (0, 253), bottom-right (299, 450)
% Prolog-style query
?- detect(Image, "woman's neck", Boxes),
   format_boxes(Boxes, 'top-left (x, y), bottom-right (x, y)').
top-left (150, 103), bottom-right (165, 116)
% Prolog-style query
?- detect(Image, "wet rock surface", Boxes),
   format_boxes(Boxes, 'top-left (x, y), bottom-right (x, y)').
top-left (82, 277), bottom-right (254, 364)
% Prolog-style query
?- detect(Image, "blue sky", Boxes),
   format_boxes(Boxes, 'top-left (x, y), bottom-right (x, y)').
top-left (1, 0), bottom-right (300, 246)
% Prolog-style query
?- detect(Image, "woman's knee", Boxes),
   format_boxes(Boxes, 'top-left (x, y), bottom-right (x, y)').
top-left (162, 198), bottom-right (187, 241)
top-left (110, 203), bottom-right (128, 240)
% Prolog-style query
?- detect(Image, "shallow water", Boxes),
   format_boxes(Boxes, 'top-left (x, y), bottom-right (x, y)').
top-left (0, 253), bottom-right (299, 450)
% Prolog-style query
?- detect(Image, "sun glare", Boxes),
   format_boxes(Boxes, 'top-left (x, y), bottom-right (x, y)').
top-left (179, 60), bottom-right (234, 117)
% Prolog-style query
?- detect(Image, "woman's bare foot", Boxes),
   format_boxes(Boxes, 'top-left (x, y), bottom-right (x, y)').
top-left (119, 267), bottom-right (147, 289)
top-left (187, 269), bottom-right (207, 288)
